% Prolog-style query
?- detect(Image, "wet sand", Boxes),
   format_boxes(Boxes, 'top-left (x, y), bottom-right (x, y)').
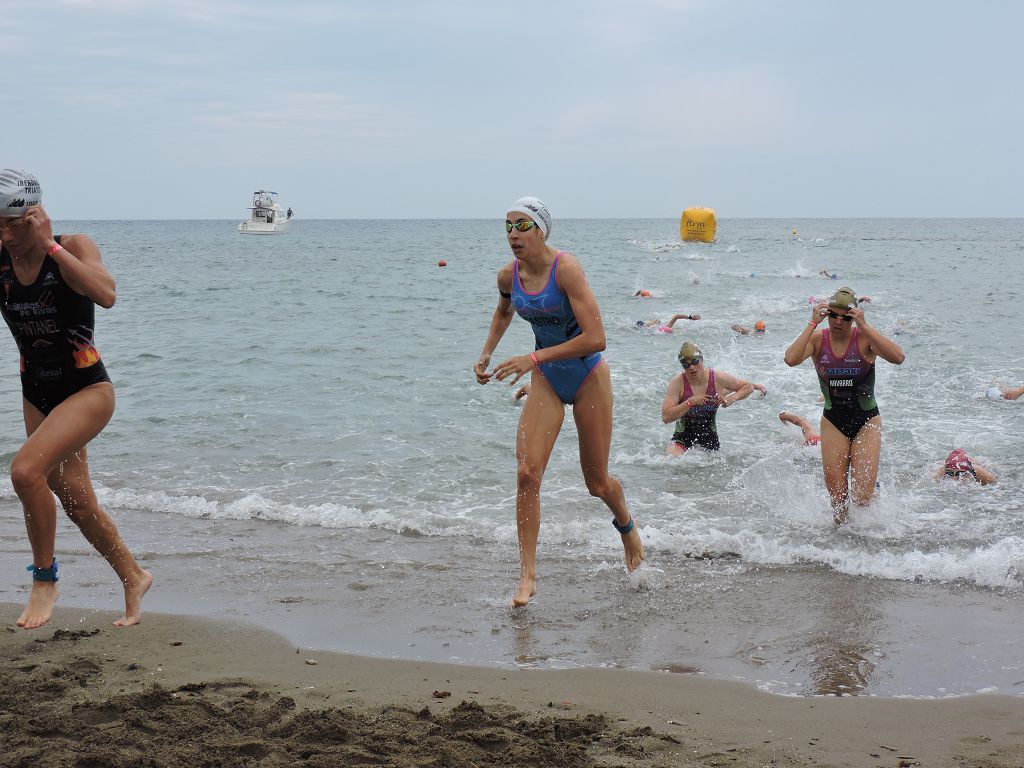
top-left (2, 603), bottom-right (1024, 767)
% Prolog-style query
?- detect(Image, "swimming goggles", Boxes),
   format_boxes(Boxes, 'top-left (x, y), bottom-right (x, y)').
top-left (506, 219), bottom-right (539, 233)
top-left (679, 357), bottom-right (702, 368)
top-left (944, 468), bottom-right (976, 479)
top-left (826, 311), bottom-right (854, 322)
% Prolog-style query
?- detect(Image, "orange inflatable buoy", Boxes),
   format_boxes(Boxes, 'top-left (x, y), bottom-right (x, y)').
top-left (438, 260), bottom-right (447, 267)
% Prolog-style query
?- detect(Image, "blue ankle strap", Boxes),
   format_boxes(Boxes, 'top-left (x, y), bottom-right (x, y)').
top-left (612, 517), bottom-right (634, 535)
top-left (27, 559), bottom-right (59, 582)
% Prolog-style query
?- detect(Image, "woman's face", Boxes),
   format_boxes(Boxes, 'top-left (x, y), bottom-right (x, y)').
top-left (826, 306), bottom-right (854, 331)
top-left (505, 211), bottom-right (545, 258)
top-left (0, 215), bottom-right (27, 245)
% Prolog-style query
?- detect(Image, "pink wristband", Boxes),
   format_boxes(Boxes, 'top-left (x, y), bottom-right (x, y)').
top-left (530, 352), bottom-right (540, 368)
top-left (807, 321), bottom-right (817, 328)
top-left (46, 243), bottom-right (61, 257)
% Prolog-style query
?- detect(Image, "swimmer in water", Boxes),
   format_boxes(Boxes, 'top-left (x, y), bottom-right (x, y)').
top-left (778, 411), bottom-right (821, 446)
top-left (933, 449), bottom-right (997, 485)
top-left (474, 197), bottom-right (644, 606)
top-left (819, 269), bottom-right (838, 279)
top-left (731, 320), bottom-right (766, 336)
top-left (783, 287), bottom-right (905, 524)
top-left (662, 342), bottom-right (763, 455)
top-left (635, 313), bottom-right (701, 331)
top-left (995, 385), bottom-right (1024, 401)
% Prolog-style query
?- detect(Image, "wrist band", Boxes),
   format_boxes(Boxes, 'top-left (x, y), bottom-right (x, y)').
top-left (807, 322), bottom-right (817, 328)
top-left (46, 243), bottom-right (61, 257)
top-left (529, 352), bottom-right (540, 367)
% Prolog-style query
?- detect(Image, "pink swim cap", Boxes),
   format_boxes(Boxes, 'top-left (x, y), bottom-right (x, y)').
top-left (944, 449), bottom-right (973, 473)
top-left (658, 325), bottom-right (673, 333)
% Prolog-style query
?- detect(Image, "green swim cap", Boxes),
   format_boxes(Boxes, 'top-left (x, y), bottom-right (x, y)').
top-left (677, 341), bottom-right (702, 362)
top-left (828, 287), bottom-right (858, 310)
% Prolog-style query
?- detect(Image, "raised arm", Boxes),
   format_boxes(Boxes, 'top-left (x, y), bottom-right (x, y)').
top-left (785, 302), bottom-right (826, 366)
top-left (24, 207), bottom-right (116, 308)
top-left (850, 307), bottom-right (905, 365)
top-left (667, 313), bottom-right (700, 328)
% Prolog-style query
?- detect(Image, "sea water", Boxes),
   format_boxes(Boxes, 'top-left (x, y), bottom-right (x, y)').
top-left (0, 218), bottom-right (1021, 697)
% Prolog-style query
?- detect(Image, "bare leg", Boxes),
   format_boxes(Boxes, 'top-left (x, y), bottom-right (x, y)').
top-left (849, 417), bottom-right (882, 507)
top-left (513, 373), bottom-right (563, 606)
top-left (13, 384), bottom-right (149, 628)
top-left (819, 416), bottom-right (853, 525)
top-left (49, 445), bottom-right (153, 626)
top-left (573, 365), bottom-right (645, 572)
top-left (665, 441), bottom-right (687, 457)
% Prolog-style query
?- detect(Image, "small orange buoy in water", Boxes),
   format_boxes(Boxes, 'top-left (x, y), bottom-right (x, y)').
top-left (438, 260), bottom-right (447, 267)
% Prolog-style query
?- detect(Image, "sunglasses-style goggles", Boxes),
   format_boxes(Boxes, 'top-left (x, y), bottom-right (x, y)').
top-left (505, 219), bottom-right (539, 233)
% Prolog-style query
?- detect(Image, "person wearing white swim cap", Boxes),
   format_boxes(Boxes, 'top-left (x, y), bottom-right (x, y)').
top-left (0, 169), bottom-right (152, 630)
top-left (474, 196), bottom-right (644, 606)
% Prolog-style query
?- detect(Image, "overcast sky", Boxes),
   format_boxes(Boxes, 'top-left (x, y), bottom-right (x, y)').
top-left (5, 0), bottom-right (1022, 219)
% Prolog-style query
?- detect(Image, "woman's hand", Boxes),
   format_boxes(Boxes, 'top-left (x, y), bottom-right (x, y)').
top-left (493, 354), bottom-right (537, 386)
top-left (809, 301), bottom-right (828, 326)
top-left (474, 354), bottom-right (492, 384)
top-left (22, 206), bottom-right (56, 251)
top-left (848, 306), bottom-right (867, 326)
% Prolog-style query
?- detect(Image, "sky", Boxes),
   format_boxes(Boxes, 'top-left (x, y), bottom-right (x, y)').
top-left (3, 0), bottom-right (1023, 219)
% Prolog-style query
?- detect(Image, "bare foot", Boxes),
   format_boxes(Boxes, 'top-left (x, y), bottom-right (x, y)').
top-left (114, 569), bottom-right (153, 627)
top-left (16, 581), bottom-right (59, 629)
top-left (512, 574), bottom-right (536, 607)
top-left (833, 507), bottom-right (849, 526)
top-left (621, 525), bottom-right (645, 572)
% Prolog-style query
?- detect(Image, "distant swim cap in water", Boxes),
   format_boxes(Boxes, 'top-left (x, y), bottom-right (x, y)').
top-left (507, 196), bottom-right (551, 238)
top-left (986, 387), bottom-right (1004, 400)
top-left (754, 320), bottom-right (766, 332)
top-left (658, 325), bottom-right (673, 334)
top-left (828, 287), bottom-right (858, 310)
top-left (0, 169), bottom-right (42, 216)
top-left (677, 341), bottom-right (702, 363)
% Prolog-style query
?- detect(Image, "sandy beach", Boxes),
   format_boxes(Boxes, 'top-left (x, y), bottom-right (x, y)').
top-left (2, 603), bottom-right (1023, 767)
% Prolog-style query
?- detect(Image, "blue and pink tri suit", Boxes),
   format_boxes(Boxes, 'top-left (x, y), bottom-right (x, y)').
top-left (511, 252), bottom-right (603, 404)
top-left (815, 326), bottom-right (879, 440)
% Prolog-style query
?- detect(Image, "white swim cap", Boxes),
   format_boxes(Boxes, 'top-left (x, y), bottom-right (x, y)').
top-left (0, 170), bottom-right (42, 216)
top-left (507, 196), bottom-right (552, 238)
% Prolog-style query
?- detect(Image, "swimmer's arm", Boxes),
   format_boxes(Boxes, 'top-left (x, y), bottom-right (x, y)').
top-left (661, 376), bottom-right (689, 423)
top-left (475, 268), bottom-right (516, 382)
top-left (716, 373), bottom-right (754, 406)
top-left (784, 304), bottom-right (825, 366)
top-left (974, 466), bottom-right (997, 485)
top-left (852, 310), bottom-right (905, 365)
top-left (538, 253), bottom-right (606, 363)
top-left (668, 313), bottom-right (699, 328)
top-left (731, 324), bottom-right (750, 335)
top-left (48, 234), bottom-right (117, 308)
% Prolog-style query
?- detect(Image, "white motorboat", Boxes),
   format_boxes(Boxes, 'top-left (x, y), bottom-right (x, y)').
top-left (238, 190), bottom-right (292, 234)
